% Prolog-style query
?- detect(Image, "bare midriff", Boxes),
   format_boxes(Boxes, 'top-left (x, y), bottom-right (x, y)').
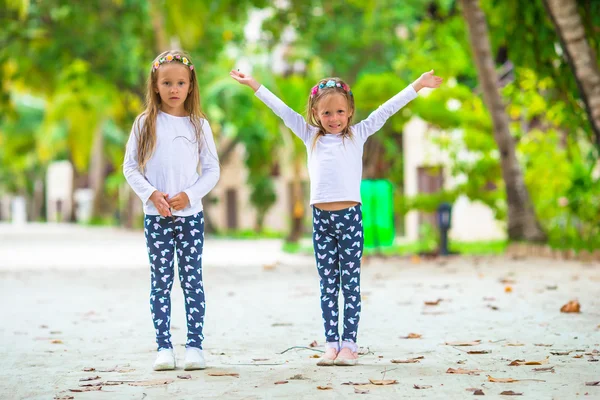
top-left (313, 201), bottom-right (359, 211)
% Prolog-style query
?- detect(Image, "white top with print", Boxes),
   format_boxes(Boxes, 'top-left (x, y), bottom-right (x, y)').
top-left (255, 84), bottom-right (417, 205)
top-left (123, 111), bottom-right (220, 216)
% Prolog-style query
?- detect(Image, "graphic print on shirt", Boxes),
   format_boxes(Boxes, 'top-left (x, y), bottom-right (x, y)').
top-left (312, 206), bottom-right (364, 343)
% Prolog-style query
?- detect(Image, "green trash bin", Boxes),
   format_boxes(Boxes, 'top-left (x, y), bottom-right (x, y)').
top-left (360, 179), bottom-right (395, 250)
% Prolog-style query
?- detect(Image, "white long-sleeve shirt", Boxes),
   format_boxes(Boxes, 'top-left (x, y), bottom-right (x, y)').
top-left (255, 84), bottom-right (417, 205)
top-left (123, 111), bottom-right (220, 216)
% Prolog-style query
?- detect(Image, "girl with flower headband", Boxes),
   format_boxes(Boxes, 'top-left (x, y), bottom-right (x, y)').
top-left (124, 50), bottom-right (220, 371)
top-left (230, 69), bottom-right (442, 366)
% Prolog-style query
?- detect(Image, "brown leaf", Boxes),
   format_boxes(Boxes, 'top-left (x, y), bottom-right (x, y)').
top-left (473, 389), bottom-right (485, 395)
top-left (69, 386), bottom-right (102, 392)
top-left (487, 305), bottom-right (499, 311)
top-left (53, 395), bottom-right (74, 400)
top-left (309, 340), bottom-right (318, 347)
top-left (573, 354), bottom-right (584, 359)
top-left (499, 278), bottom-right (516, 284)
top-left (317, 385), bottom-right (332, 390)
top-left (207, 372), bottom-right (239, 378)
top-left (401, 332), bottom-right (422, 339)
top-left (585, 381), bottom-right (600, 386)
top-left (560, 300), bottom-right (581, 313)
top-left (288, 374), bottom-right (307, 380)
top-left (424, 299), bottom-right (442, 306)
top-left (487, 376), bottom-right (519, 383)
top-left (309, 354), bottom-right (320, 358)
top-left (274, 381), bottom-right (288, 385)
top-left (128, 379), bottom-right (174, 386)
top-left (508, 357), bottom-right (549, 366)
top-left (413, 384), bottom-right (432, 389)
top-left (505, 343), bottom-right (525, 347)
top-left (468, 350), bottom-right (491, 354)
top-left (177, 374), bottom-right (192, 380)
top-left (446, 368), bottom-right (482, 375)
top-left (341, 381), bottom-right (371, 385)
top-left (51, 339), bottom-right (63, 344)
top-left (550, 350), bottom-right (571, 355)
top-left (532, 367), bottom-right (555, 373)
top-left (505, 285), bottom-right (513, 293)
top-left (82, 367), bottom-right (95, 372)
top-left (391, 356), bottom-right (424, 364)
top-left (79, 382), bottom-right (103, 387)
top-left (354, 387), bottom-right (370, 394)
top-left (500, 391), bottom-right (523, 395)
top-left (369, 379), bottom-right (398, 385)
top-left (533, 344), bottom-right (553, 347)
top-left (263, 263), bottom-right (277, 271)
top-left (79, 376), bottom-right (101, 381)
top-left (446, 340), bottom-right (481, 346)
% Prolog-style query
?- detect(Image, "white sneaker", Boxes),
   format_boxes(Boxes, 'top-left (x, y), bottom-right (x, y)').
top-left (184, 347), bottom-right (206, 370)
top-left (153, 348), bottom-right (175, 371)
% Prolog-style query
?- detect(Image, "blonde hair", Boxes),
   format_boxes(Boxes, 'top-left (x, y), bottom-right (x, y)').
top-left (134, 49), bottom-right (207, 171)
top-left (306, 77), bottom-right (356, 151)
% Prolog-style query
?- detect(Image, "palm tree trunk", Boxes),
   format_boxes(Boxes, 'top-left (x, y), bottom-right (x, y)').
top-left (543, 0), bottom-right (600, 148)
top-left (460, 0), bottom-right (546, 242)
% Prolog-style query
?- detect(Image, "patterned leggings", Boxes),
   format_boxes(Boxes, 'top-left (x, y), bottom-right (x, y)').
top-left (144, 212), bottom-right (205, 350)
top-left (312, 205), bottom-right (364, 344)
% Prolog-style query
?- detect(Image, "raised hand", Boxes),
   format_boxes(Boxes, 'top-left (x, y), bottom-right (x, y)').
top-left (150, 191), bottom-right (172, 217)
top-left (412, 70), bottom-right (443, 92)
top-left (167, 192), bottom-right (190, 211)
top-left (229, 70), bottom-right (261, 92)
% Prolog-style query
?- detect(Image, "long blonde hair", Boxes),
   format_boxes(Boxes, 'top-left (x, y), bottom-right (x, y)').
top-left (306, 77), bottom-right (356, 151)
top-left (134, 50), bottom-right (207, 171)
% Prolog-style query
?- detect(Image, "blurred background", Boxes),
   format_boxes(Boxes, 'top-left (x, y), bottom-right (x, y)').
top-left (1, 0), bottom-right (600, 257)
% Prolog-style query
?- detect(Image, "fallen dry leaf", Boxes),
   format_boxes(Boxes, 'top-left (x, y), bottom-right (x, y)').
top-left (309, 354), bottom-right (320, 359)
top-left (317, 385), bottom-right (333, 390)
top-left (288, 374), bottom-right (307, 380)
top-left (54, 395), bottom-right (74, 400)
top-left (499, 278), bottom-right (516, 284)
top-left (128, 379), bottom-right (174, 386)
top-left (468, 350), bottom-right (491, 354)
top-left (79, 376), bottom-right (101, 382)
top-left (177, 374), bottom-right (192, 379)
top-left (487, 305), bottom-right (499, 311)
top-left (309, 340), bottom-right (318, 347)
top-left (505, 343), bottom-right (525, 347)
top-left (585, 381), bottom-right (600, 386)
top-left (446, 340), bottom-right (481, 346)
top-left (505, 285), bottom-right (513, 293)
top-left (473, 389), bottom-right (485, 395)
top-left (532, 367), bottom-right (555, 373)
top-left (413, 384), bottom-right (432, 389)
top-left (79, 382), bottom-right (103, 387)
top-left (391, 356), bottom-right (424, 364)
top-left (560, 300), bottom-right (581, 313)
top-left (508, 356), bottom-right (549, 366)
top-left (341, 381), bottom-right (371, 386)
top-left (354, 387), bottom-right (370, 394)
top-left (446, 368), bottom-right (482, 375)
top-left (263, 263), bottom-right (277, 271)
top-left (274, 381), bottom-right (288, 385)
top-left (69, 387), bottom-right (102, 392)
top-left (207, 372), bottom-right (239, 378)
top-left (82, 367), bottom-right (95, 372)
top-left (369, 379), bottom-right (398, 385)
top-left (401, 333), bottom-right (422, 339)
top-left (424, 299), bottom-right (442, 306)
top-left (487, 376), bottom-right (519, 383)
top-left (500, 391), bottom-right (523, 395)
top-left (573, 354), bottom-right (584, 359)
top-left (51, 339), bottom-right (63, 344)
top-left (550, 350), bottom-right (571, 356)
top-left (534, 344), bottom-right (553, 347)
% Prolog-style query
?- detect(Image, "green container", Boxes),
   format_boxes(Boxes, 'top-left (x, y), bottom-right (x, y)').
top-left (360, 179), bottom-right (395, 249)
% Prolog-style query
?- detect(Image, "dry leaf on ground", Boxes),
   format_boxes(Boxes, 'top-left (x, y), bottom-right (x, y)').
top-left (369, 379), bottom-right (398, 385)
top-left (446, 368), bottom-right (482, 375)
top-left (54, 395), bottom-right (74, 400)
top-left (505, 343), bottom-right (525, 347)
top-left (500, 391), bottom-right (523, 395)
top-left (128, 379), bottom-right (174, 386)
top-left (69, 387), bottom-right (102, 392)
top-left (401, 333), bottom-right (422, 339)
top-left (317, 385), bottom-right (332, 390)
top-left (550, 350), bottom-right (571, 356)
top-left (509, 357), bottom-right (549, 366)
top-left (487, 376), bottom-right (518, 383)
top-left (289, 374), bottom-right (307, 380)
top-left (79, 382), bottom-right (103, 387)
top-left (468, 350), bottom-right (491, 354)
top-left (391, 356), bottom-right (424, 364)
top-left (534, 344), bottom-right (553, 347)
top-left (309, 354), bottom-right (320, 358)
top-left (79, 376), bottom-right (100, 381)
top-left (424, 299), bottom-right (442, 306)
top-left (177, 375), bottom-right (191, 379)
top-left (573, 354), bottom-right (583, 359)
top-left (51, 339), bottom-right (63, 344)
top-left (560, 300), bottom-right (581, 313)
top-left (413, 384), bottom-right (432, 389)
top-left (473, 389), bottom-right (485, 395)
top-left (533, 367), bottom-right (555, 373)
top-left (309, 340), bottom-right (318, 347)
top-left (354, 387), bottom-right (370, 394)
top-left (207, 372), bottom-right (239, 378)
top-left (585, 381), bottom-right (600, 386)
top-left (342, 381), bottom-right (371, 386)
top-left (274, 381), bottom-right (288, 385)
top-left (505, 286), bottom-right (513, 293)
top-left (82, 367), bottom-right (95, 372)
top-left (446, 340), bottom-right (481, 346)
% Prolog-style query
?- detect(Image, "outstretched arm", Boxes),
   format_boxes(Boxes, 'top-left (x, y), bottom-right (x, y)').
top-left (230, 70), bottom-right (314, 143)
top-left (355, 70), bottom-right (443, 139)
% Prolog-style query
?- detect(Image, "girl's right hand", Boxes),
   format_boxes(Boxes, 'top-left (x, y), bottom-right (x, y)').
top-left (150, 191), bottom-right (172, 217)
top-left (229, 70), bottom-right (260, 92)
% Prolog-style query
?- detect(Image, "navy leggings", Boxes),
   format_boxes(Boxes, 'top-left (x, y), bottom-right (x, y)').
top-left (312, 205), bottom-right (364, 344)
top-left (144, 212), bottom-right (205, 350)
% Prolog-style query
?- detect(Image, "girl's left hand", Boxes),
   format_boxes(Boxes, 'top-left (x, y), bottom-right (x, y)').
top-left (168, 192), bottom-right (190, 211)
top-left (413, 70), bottom-right (443, 91)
